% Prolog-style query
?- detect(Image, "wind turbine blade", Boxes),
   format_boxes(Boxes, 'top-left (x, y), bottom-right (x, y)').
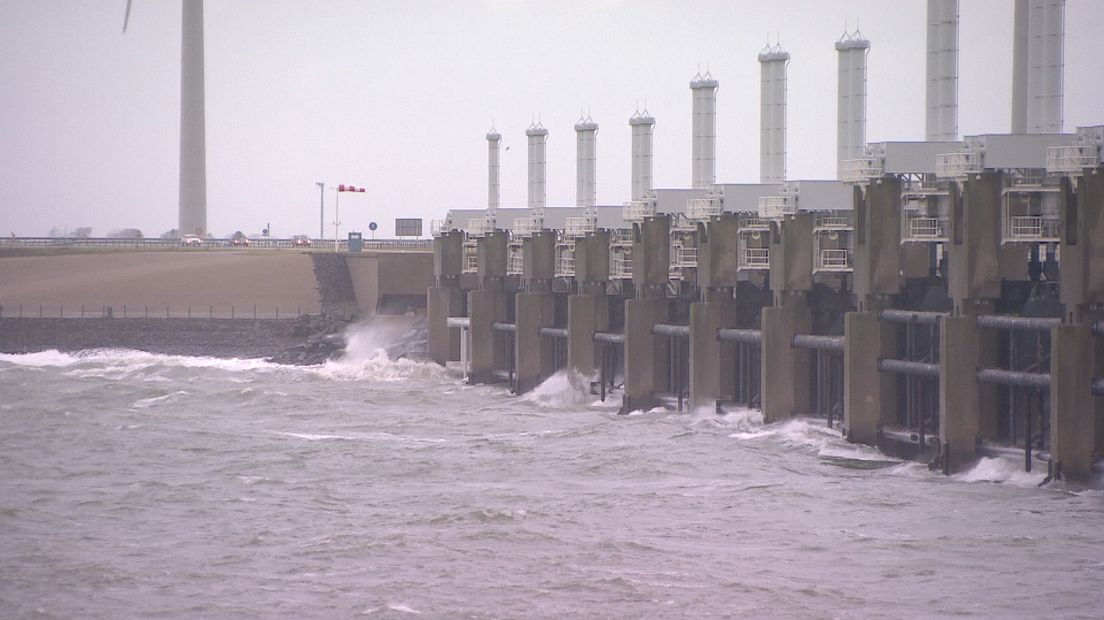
top-left (122, 0), bottom-right (133, 33)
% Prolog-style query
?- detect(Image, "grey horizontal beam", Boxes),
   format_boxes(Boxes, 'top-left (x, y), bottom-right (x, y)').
top-left (792, 334), bottom-right (844, 352)
top-left (976, 368), bottom-right (1051, 390)
top-left (492, 322), bottom-right (516, 333)
top-left (652, 323), bottom-right (690, 338)
top-left (446, 317), bottom-right (470, 328)
top-left (877, 358), bottom-right (940, 378)
top-left (717, 328), bottom-right (762, 344)
top-left (593, 331), bottom-right (625, 344)
top-left (879, 309), bottom-right (947, 325)
top-left (1093, 378), bottom-right (1104, 397)
top-left (538, 327), bottom-right (568, 339)
top-left (1093, 322), bottom-right (1104, 338)
top-left (976, 315), bottom-right (1060, 332)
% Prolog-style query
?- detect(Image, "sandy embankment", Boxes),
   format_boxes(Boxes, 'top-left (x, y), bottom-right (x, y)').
top-left (0, 252), bottom-right (321, 314)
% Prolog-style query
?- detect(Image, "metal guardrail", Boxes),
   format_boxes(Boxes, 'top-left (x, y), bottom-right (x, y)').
top-left (792, 334), bottom-right (844, 352)
top-left (717, 328), bottom-right (762, 344)
top-left (879, 309), bottom-right (947, 325)
top-left (652, 323), bottom-right (689, 337)
top-left (0, 304), bottom-right (320, 320)
top-left (878, 358), bottom-right (940, 378)
top-left (976, 315), bottom-right (1061, 332)
top-left (0, 237), bottom-right (432, 250)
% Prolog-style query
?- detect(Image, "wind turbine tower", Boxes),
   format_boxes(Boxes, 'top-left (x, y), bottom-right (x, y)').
top-left (124, 0), bottom-right (207, 238)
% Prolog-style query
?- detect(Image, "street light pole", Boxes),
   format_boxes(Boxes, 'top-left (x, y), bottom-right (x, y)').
top-left (315, 181), bottom-right (325, 241)
top-left (333, 188), bottom-right (341, 253)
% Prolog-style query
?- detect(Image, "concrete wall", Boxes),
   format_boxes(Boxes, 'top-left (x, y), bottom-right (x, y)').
top-left (346, 252), bottom-right (434, 313)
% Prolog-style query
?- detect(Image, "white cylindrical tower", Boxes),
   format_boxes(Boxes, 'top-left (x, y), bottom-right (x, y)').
top-left (526, 122), bottom-right (548, 210)
top-left (690, 72), bottom-right (719, 189)
top-left (1026, 0), bottom-right (1064, 133)
top-left (629, 109), bottom-right (656, 200)
top-left (486, 126), bottom-right (501, 211)
top-left (835, 30), bottom-right (870, 180)
top-left (1013, 0), bottom-right (1065, 134)
top-left (179, 0), bottom-right (206, 237)
top-left (926, 0), bottom-right (958, 141)
top-left (574, 114), bottom-right (598, 207)
top-left (758, 42), bottom-right (789, 184)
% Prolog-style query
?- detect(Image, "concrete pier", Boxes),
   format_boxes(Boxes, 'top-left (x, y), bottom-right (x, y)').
top-left (428, 285), bottom-right (463, 364)
top-left (761, 297), bottom-right (811, 422)
top-left (1050, 323), bottom-right (1096, 481)
top-left (623, 295), bottom-right (669, 413)
top-left (939, 315), bottom-right (980, 473)
top-left (843, 310), bottom-right (895, 444)
top-left (514, 291), bottom-right (556, 393)
top-left (568, 292), bottom-right (608, 379)
top-left (689, 298), bottom-right (736, 410)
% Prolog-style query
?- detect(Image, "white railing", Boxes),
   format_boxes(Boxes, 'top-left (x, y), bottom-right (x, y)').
top-left (462, 247), bottom-right (479, 273)
top-left (611, 255), bottom-right (633, 279)
top-left (1046, 144), bottom-right (1098, 175)
top-left (686, 198), bottom-right (723, 221)
top-left (430, 219), bottom-right (446, 236)
top-left (507, 248), bottom-right (524, 275)
top-left (815, 215), bottom-right (851, 230)
top-left (840, 156), bottom-right (883, 183)
top-left (741, 247), bottom-right (770, 270)
top-left (555, 255), bottom-right (575, 277)
top-left (936, 150), bottom-right (982, 178)
top-left (758, 195), bottom-right (797, 219)
top-left (610, 229), bottom-right (634, 246)
top-left (466, 217), bottom-right (495, 236)
top-left (511, 216), bottom-right (543, 237)
top-left (816, 249), bottom-right (852, 271)
top-left (1007, 216), bottom-right (1060, 241)
top-left (622, 201), bottom-right (656, 221)
top-left (564, 216), bottom-right (597, 237)
top-left (906, 216), bottom-right (948, 241)
top-left (672, 245), bottom-right (698, 268)
top-left (740, 217), bottom-right (771, 231)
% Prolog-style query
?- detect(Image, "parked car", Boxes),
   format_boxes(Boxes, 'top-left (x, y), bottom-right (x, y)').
top-left (293, 234), bottom-right (313, 247)
top-left (181, 234), bottom-right (203, 246)
top-left (230, 231), bottom-right (251, 246)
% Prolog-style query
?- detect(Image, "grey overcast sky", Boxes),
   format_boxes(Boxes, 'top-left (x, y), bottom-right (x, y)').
top-left (1, 0), bottom-right (1102, 238)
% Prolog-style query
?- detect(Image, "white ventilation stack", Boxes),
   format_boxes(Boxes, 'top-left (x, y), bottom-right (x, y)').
top-left (629, 108), bottom-right (655, 200)
top-left (179, 0), bottom-right (206, 238)
top-left (1012, 0), bottom-right (1064, 133)
top-left (574, 114), bottom-right (598, 207)
top-left (486, 126), bottom-right (501, 210)
top-left (526, 121), bottom-right (548, 210)
top-left (690, 72), bottom-right (719, 189)
top-left (835, 29), bottom-right (870, 179)
top-left (926, 0), bottom-right (958, 141)
top-left (758, 41), bottom-right (789, 183)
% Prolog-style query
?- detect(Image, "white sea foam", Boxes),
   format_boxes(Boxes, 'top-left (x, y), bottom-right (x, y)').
top-left (311, 320), bottom-right (446, 383)
top-left (130, 391), bottom-right (190, 409)
top-left (954, 456), bottom-right (1048, 487)
top-left (521, 370), bottom-right (593, 408)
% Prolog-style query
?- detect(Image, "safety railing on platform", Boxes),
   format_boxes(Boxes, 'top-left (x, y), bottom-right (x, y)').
top-left (1046, 144), bottom-right (1099, 175)
top-left (904, 216), bottom-right (949, 242)
top-left (815, 249), bottom-right (851, 272)
top-left (935, 150), bottom-right (982, 178)
top-left (814, 214), bottom-right (851, 230)
top-left (609, 229), bottom-right (634, 246)
top-left (686, 198), bottom-right (722, 221)
top-left (555, 253), bottom-right (575, 278)
top-left (757, 195), bottom-right (797, 219)
top-left (610, 255), bottom-right (633, 279)
top-left (622, 201), bottom-right (656, 222)
top-left (563, 216), bottom-right (596, 237)
top-left (741, 247), bottom-right (770, 270)
top-left (465, 217), bottom-right (495, 236)
top-left (511, 216), bottom-right (543, 237)
top-left (462, 244), bottom-right (479, 273)
top-left (1006, 215), bottom-right (1060, 242)
top-left (0, 237), bottom-right (434, 251)
top-left (840, 156), bottom-right (883, 183)
top-left (506, 247), bottom-right (524, 275)
top-left (430, 220), bottom-right (447, 236)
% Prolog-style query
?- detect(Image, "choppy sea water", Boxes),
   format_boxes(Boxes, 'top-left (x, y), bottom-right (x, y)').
top-left (1, 324), bottom-right (1102, 619)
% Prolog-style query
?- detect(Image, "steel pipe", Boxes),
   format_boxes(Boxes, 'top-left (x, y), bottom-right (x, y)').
top-left (976, 368), bottom-right (1051, 390)
top-left (652, 323), bottom-right (690, 338)
top-left (492, 322), bottom-right (516, 332)
top-left (792, 334), bottom-right (844, 352)
top-left (539, 327), bottom-right (568, 339)
top-left (877, 358), bottom-right (940, 378)
top-left (593, 332), bottom-right (625, 344)
top-left (976, 315), bottom-right (1060, 332)
top-left (1091, 377), bottom-right (1104, 397)
top-left (717, 328), bottom-right (762, 344)
top-left (879, 309), bottom-right (947, 325)
top-left (1092, 322), bottom-right (1104, 338)
top-left (446, 317), bottom-right (470, 328)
